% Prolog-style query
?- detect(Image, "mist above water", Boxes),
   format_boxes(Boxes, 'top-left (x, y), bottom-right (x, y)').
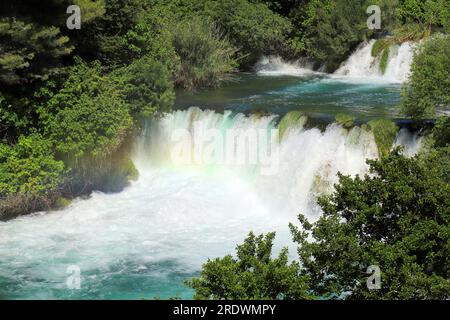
top-left (0, 106), bottom-right (421, 299)
top-left (0, 41), bottom-right (421, 299)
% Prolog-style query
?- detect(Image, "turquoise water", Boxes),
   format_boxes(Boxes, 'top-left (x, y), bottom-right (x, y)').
top-left (0, 259), bottom-right (195, 300)
top-left (175, 74), bottom-right (402, 121)
top-left (0, 73), bottom-right (408, 300)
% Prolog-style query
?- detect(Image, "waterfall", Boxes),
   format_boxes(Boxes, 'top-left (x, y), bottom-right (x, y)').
top-left (334, 40), bottom-right (415, 83)
top-left (383, 42), bottom-right (415, 82)
top-left (255, 40), bottom-right (415, 82)
top-left (255, 56), bottom-right (316, 76)
top-left (0, 107), bottom-right (422, 299)
top-left (135, 107), bottom-right (421, 217)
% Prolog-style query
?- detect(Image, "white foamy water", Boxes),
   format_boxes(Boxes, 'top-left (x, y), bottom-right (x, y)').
top-left (334, 40), bottom-right (415, 83)
top-left (255, 56), bottom-right (316, 77)
top-left (0, 108), bottom-right (421, 298)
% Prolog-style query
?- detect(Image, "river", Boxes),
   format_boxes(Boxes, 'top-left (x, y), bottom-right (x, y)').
top-left (0, 41), bottom-right (421, 299)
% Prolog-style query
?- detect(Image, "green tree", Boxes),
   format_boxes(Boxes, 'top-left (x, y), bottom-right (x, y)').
top-left (397, 0), bottom-right (449, 30)
top-left (0, 18), bottom-right (72, 85)
top-left (0, 134), bottom-right (64, 197)
top-left (290, 148), bottom-right (450, 299)
top-left (206, 0), bottom-right (293, 67)
top-left (114, 56), bottom-right (174, 120)
top-left (301, 0), bottom-right (371, 71)
top-left (120, 3), bottom-right (180, 75)
top-left (72, 0), bottom-right (145, 67)
top-left (187, 232), bottom-right (312, 300)
top-left (172, 17), bottom-right (238, 89)
top-left (401, 35), bottom-right (450, 119)
top-left (39, 59), bottom-right (133, 163)
top-left (0, 0), bottom-right (104, 85)
top-left (432, 116), bottom-right (450, 148)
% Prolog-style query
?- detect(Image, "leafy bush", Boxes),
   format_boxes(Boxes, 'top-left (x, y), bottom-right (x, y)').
top-left (114, 56), bottom-right (175, 119)
top-left (118, 1), bottom-right (181, 74)
top-left (301, 0), bottom-right (371, 71)
top-left (0, 134), bottom-right (64, 197)
top-left (73, 0), bottom-right (145, 68)
top-left (432, 116), bottom-right (450, 148)
top-left (206, 0), bottom-right (293, 67)
top-left (172, 17), bottom-right (238, 89)
top-left (291, 148), bottom-right (450, 299)
top-left (397, 0), bottom-right (449, 29)
top-left (0, 92), bottom-right (35, 142)
top-left (40, 59), bottom-right (133, 162)
top-left (187, 232), bottom-right (311, 300)
top-left (401, 35), bottom-right (450, 119)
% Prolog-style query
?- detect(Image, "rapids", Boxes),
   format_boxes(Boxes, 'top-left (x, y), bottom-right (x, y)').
top-left (0, 40), bottom-right (421, 299)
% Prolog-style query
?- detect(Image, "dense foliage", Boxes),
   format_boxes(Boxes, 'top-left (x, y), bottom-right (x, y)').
top-left (0, 0), bottom-right (104, 85)
top-left (186, 232), bottom-right (312, 300)
top-left (401, 35), bottom-right (450, 119)
top-left (300, 0), bottom-right (371, 71)
top-left (41, 60), bottom-right (132, 162)
top-left (172, 17), bottom-right (238, 89)
top-left (0, 134), bottom-right (65, 220)
top-left (190, 145), bottom-right (450, 300)
top-left (1, 2), bottom-right (449, 300)
top-left (291, 147), bottom-right (450, 299)
top-left (0, 134), bottom-right (64, 197)
top-left (206, 0), bottom-right (293, 67)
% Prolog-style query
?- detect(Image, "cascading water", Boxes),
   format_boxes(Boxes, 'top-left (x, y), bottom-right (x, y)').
top-left (255, 56), bottom-right (316, 77)
top-left (334, 39), bottom-right (415, 83)
top-left (0, 38), bottom-right (422, 299)
top-left (137, 108), bottom-right (386, 216)
top-left (0, 107), bottom-right (421, 299)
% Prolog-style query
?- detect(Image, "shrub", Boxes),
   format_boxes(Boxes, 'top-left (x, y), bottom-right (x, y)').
top-left (401, 35), bottom-right (450, 119)
top-left (114, 56), bottom-right (175, 119)
top-left (120, 2), bottom-right (181, 74)
top-left (172, 17), bottom-right (238, 89)
top-left (0, 134), bottom-right (65, 198)
top-left (206, 0), bottom-right (292, 67)
top-left (397, 0), bottom-right (449, 29)
top-left (432, 116), bottom-right (450, 148)
top-left (40, 59), bottom-right (133, 163)
top-left (186, 232), bottom-right (312, 300)
top-left (291, 148), bottom-right (450, 299)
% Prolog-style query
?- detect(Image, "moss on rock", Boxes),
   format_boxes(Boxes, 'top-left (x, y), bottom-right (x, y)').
top-left (278, 111), bottom-right (308, 141)
top-left (335, 113), bottom-right (356, 129)
top-left (368, 119), bottom-right (399, 157)
top-left (379, 47), bottom-right (390, 74)
top-left (371, 39), bottom-right (388, 57)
